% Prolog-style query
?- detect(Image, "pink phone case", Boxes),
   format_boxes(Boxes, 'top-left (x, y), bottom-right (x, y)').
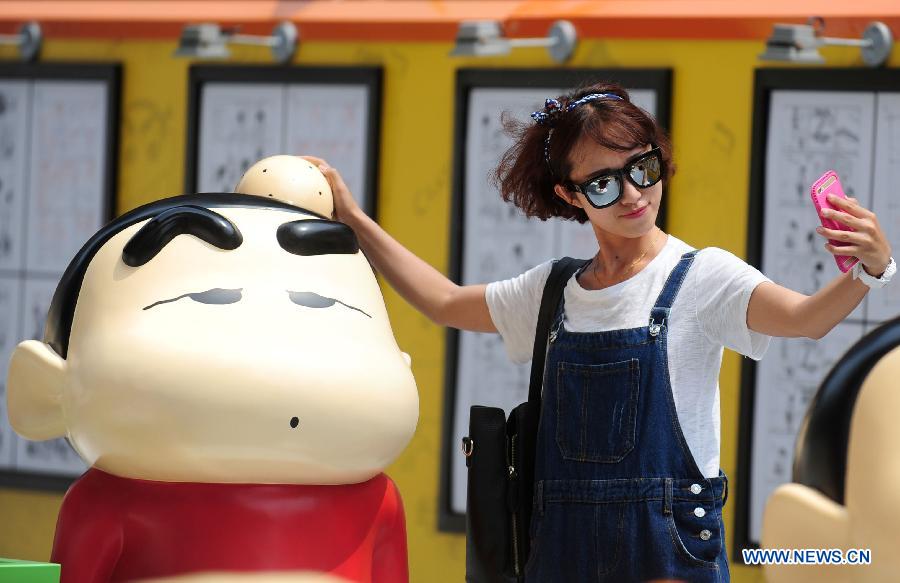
top-left (810, 170), bottom-right (858, 273)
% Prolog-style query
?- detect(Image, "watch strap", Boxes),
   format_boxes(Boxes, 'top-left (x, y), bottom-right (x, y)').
top-left (853, 256), bottom-right (896, 288)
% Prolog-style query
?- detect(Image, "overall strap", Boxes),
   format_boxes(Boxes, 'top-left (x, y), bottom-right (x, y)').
top-left (528, 257), bottom-right (589, 403)
top-left (649, 250), bottom-right (700, 336)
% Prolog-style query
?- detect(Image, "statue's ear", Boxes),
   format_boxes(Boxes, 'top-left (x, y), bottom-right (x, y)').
top-left (6, 340), bottom-right (67, 440)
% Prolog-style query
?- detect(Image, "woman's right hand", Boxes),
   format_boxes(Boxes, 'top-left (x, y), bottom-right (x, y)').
top-left (299, 155), bottom-right (362, 224)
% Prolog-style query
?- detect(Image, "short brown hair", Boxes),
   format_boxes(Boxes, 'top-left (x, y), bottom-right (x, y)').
top-left (493, 81), bottom-right (674, 224)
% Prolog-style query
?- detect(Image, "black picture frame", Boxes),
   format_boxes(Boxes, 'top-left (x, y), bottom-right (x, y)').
top-left (735, 66), bottom-right (900, 562)
top-left (184, 65), bottom-right (383, 218)
top-left (438, 68), bottom-right (673, 532)
top-left (0, 62), bottom-right (121, 492)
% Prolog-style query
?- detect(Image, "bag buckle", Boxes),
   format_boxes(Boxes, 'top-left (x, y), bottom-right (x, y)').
top-left (461, 436), bottom-right (475, 457)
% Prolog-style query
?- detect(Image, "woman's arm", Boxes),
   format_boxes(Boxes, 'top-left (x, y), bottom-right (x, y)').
top-left (302, 156), bottom-right (497, 333)
top-left (747, 194), bottom-right (891, 339)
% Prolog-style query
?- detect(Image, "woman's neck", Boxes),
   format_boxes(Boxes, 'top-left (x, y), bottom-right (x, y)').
top-left (581, 227), bottom-right (667, 290)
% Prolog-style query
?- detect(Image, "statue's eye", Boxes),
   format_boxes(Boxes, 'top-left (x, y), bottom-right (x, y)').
top-left (287, 291), bottom-right (371, 318)
top-left (188, 288), bottom-right (242, 305)
top-left (142, 288), bottom-right (242, 311)
top-left (287, 291), bottom-right (336, 309)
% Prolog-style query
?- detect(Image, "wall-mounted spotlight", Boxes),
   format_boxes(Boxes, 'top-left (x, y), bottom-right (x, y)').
top-left (759, 19), bottom-right (893, 67)
top-left (174, 21), bottom-right (298, 64)
top-left (449, 20), bottom-right (577, 63)
top-left (0, 22), bottom-right (42, 62)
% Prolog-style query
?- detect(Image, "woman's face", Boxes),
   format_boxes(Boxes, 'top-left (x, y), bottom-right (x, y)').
top-left (555, 137), bottom-right (662, 239)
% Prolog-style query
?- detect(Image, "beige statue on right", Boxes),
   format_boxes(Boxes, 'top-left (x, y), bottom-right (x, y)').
top-left (762, 319), bottom-right (900, 582)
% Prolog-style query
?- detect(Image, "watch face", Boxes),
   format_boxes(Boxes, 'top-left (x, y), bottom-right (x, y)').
top-left (885, 258), bottom-right (897, 279)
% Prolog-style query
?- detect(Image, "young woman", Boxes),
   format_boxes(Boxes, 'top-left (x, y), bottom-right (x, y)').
top-left (302, 81), bottom-right (893, 582)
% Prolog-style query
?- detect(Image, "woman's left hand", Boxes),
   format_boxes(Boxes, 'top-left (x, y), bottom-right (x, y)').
top-left (816, 194), bottom-right (893, 276)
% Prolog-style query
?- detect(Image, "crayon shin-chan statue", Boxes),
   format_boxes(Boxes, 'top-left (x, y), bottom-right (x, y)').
top-left (762, 318), bottom-right (900, 583)
top-left (6, 155), bottom-right (419, 583)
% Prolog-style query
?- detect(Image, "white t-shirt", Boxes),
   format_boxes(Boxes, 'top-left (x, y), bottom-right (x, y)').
top-left (485, 234), bottom-right (772, 478)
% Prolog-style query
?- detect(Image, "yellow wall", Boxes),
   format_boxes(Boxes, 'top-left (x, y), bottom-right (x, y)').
top-left (1, 35), bottom-right (899, 583)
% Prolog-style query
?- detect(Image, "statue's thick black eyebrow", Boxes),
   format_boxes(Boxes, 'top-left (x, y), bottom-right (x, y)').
top-left (122, 205), bottom-right (243, 267)
top-left (276, 219), bottom-right (359, 256)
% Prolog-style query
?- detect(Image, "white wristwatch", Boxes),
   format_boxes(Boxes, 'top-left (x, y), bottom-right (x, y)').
top-left (852, 257), bottom-right (896, 289)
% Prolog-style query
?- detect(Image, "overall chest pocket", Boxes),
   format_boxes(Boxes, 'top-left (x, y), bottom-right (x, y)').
top-left (555, 359), bottom-right (640, 463)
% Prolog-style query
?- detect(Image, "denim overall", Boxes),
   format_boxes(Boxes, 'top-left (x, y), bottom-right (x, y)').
top-left (524, 251), bottom-right (730, 583)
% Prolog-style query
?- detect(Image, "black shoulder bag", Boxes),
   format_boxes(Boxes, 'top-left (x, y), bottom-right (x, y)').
top-left (463, 257), bottom-right (587, 583)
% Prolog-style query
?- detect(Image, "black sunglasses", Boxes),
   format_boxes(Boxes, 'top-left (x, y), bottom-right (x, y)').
top-left (566, 146), bottom-right (664, 209)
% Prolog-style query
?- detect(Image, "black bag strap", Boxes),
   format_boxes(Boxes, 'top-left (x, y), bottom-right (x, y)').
top-left (527, 257), bottom-right (588, 403)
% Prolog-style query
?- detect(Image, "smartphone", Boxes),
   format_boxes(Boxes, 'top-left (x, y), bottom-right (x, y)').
top-left (811, 170), bottom-right (859, 273)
